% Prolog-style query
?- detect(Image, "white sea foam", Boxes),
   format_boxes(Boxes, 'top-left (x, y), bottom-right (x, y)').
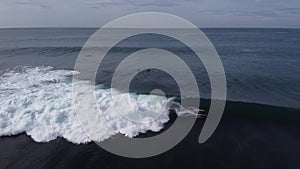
top-left (0, 66), bottom-right (199, 144)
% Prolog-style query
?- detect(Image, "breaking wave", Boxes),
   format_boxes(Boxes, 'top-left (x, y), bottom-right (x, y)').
top-left (0, 66), bottom-right (199, 144)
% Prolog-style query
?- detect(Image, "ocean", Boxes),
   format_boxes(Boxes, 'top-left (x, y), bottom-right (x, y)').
top-left (0, 28), bottom-right (299, 108)
top-left (0, 28), bottom-right (299, 168)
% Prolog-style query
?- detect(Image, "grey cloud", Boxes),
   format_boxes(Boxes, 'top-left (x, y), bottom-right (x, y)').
top-left (1, 0), bottom-right (300, 28)
top-left (13, 0), bottom-right (50, 9)
top-left (276, 8), bottom-right (300, 15)
top-left (86, 0), bottom-right (179, 8)
top-left (232, 10), bottom-right (278, 17)
top-left (199, 7), bottom-right (300, 18)
top-left (199, 9), bottom-right (279, 17)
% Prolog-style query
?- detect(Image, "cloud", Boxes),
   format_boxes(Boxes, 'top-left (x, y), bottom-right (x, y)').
top-left (199, 9), bottom-right (279, 17)
top-left (0, 0), bottom-right (300, 27)
top-left (232, 10), bottom-right (278, 17)
top-left (276, 8), bottom-right (300, 15)
top-left (13, 0), bottom-right (51, 9)
top-left (85, 0), bottom-right (179, 8)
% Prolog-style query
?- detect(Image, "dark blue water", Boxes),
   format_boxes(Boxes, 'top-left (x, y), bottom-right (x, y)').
top-left (0, 28), bottom-right (299, 109)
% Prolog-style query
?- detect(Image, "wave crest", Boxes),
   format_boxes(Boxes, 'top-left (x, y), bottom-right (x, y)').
top-left (0, 66), bottom-right (200, 144)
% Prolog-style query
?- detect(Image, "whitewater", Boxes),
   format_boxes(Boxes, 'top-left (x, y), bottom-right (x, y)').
top-left (0, 66), bottom-right (198, 144)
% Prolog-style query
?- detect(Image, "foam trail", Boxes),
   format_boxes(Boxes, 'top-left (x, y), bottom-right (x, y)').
top-left (0, 66), bottom-right (200, 144)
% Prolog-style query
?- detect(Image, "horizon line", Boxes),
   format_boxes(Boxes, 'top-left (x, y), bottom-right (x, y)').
top-left (0, 26), bottom-right (300, 29)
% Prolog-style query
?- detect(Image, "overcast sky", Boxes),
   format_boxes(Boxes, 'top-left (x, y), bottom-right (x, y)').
top-left (0, 0), bottom-right (300, 28)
